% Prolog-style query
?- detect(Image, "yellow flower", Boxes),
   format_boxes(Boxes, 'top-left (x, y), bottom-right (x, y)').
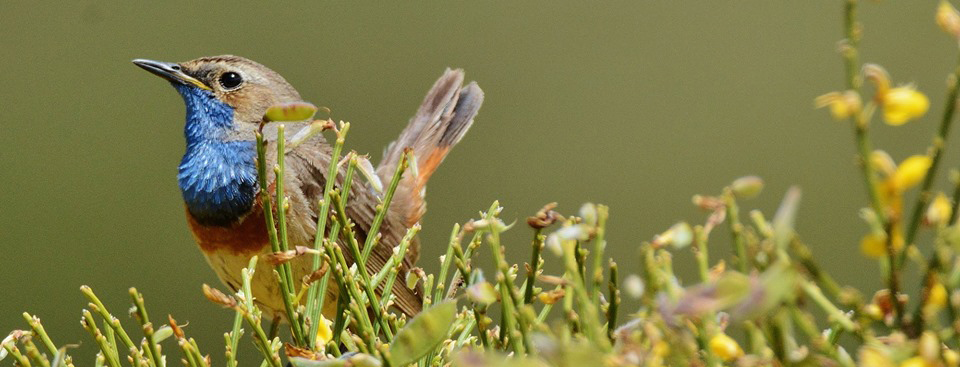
top-left (537, 289), bottom-right (565, 305)
top-left (945, 349), bottom-right (959, 367)
top-left (938, 0), bottom-right (960, 38)
top-left (926, 282), bottom-right (948, 310)
top-left (652, 340), bottom-right (669, 358)
top-left (900, 356), bottom-right (934, 367)
top-left (861, 233), bottom-right (886, 258)
top-left (815, 91), bottom-right (861, 120)
top-left (861, 231), bottom-right (904, 259)
top-left (708, 332), bottom-right (743, 362)
top-left (860, 346), bottom-right (895, 367)
top-left (925, 192), bottom-right (953, 226)
top-left (315, 315), bottom-right (334, 348)
top-left (919, 331), bottom-right (940, 362)
top-left (891, 155), bottom-right (933, 192)
top-left (864, 303), bottom-right (884, 320)
top-left (882, 87), bottom-right (930, 125)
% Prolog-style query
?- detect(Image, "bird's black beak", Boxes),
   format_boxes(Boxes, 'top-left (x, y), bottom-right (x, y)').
top-left (132, 59), bottom-right (212, 91)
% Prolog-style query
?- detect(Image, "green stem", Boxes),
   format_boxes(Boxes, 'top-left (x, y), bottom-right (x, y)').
top-left (903, 54), bottom-right (960, 263)
top-left (523, 229), bottom-right (544, 304)
top-left (853, 121), bottom-right (886, 224)
top-left (20, 313), bottom-right (57, 358)
top-left (799, 280), bottom-right (856, 332)
top-left (330, 287), bottom-right (349, 353)
top-left (306, 123), bottom-right (348, 347)
top-left (950, 170), bottom-right (960, 224)
top-left (483, 204), bottom-right (536, 354)
top-left (22, 337), bottom-right (51, 367)
top-left (883, 222), bottom-right (905, 329)
top-left (591, 206), bottom-right (609, 306)
top-left (361, 150), bottom-right (410, 262)
top-left (322, 238), bottom-right (377, 350)
top-left (606, 260), bottom-right (619, 340)
top-left (560, 235), bottom-right (611, 351)
top-left (80, 310), bottom-right (121, 367)
top-left (255, 129), bottom-right (305, 345)
top-left (274, 125), bottom-right (306, 345)
top-left (724, 190), bottom-right (749, 273)
top-left (841, 0), bottom-right (887, 225)
top-left (693, 226), bottom-right (710, 282)
top-left (80, 286), bottom-right (143, 364)
top-left (239, 257), bottom-right (283, 367)
top-left (329, 192), bottom-right (394, 340)
top-left (844, 0), bottom-right (859, 91)
top-left (433, 224), bottom-right (461, 302)
top-left (176, 339), bottom-right (201, 367)
top-left (910, 235), bottom-right (952, 336)
top-left (128, 288), bottom-right (163, 367)
top-left (378, 226), bottom-right (421, 311)
top-left (790, 239), bottom-right (843, 300)
top-left (3, 342), bottom-right (32, 367)
top-left (341, 153), bottom-right (358, 204)
top-left (226, 309), bottom-right (243, 367)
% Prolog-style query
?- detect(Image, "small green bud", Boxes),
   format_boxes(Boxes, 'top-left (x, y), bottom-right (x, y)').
top-left (731, 176), bottom-right (764, 199)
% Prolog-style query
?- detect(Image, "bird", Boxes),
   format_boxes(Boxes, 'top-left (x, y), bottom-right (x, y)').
top-left (132, 55), bottom-right (483, 320)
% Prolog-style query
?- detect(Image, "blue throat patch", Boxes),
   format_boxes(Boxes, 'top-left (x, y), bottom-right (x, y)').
top-left (174, 85), bottom-right (258, 226)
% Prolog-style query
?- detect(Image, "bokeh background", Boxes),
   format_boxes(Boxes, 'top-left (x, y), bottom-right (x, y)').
top-left (1, 1), bottom-right (956, 363)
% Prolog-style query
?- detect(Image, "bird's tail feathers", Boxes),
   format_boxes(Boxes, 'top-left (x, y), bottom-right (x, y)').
top-left (378, 69), bottom-right (484, 227)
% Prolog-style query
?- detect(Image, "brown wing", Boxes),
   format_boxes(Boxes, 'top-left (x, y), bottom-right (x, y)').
top-left (268, 135), bottom-right (424, 317)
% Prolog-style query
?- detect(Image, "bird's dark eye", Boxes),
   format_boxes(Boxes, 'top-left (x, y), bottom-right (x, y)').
top-left (218, 72), bottom-right (243, 90)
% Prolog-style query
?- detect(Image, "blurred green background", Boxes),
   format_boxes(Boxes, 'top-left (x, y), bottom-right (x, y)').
top-left (1, 0), bottom-right (957, 363)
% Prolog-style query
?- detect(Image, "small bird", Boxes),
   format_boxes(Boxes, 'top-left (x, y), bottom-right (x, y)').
top-left (133, 55), bottom-right (483, 319)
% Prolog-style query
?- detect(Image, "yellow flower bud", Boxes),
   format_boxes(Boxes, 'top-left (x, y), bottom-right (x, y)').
top-left (926, 192), bottom-right (953, 226)
top-left (861, 233), bottom-right (885, 258)
top-left (927, 282), bottom-right (948, 310)
top-left (918, 331), bottom-right (940, 362)
top-left (860, 347), bottom-right (895, 367)
top-left (882, 87), bottom-right (930, 125)
top-left (815, 91), bottom-right (862, 120)
top-left (652, 340), bottom-right (670, 357)
top-left (864, 303), bottom-right (884, 320)
top-left (944, 349), bottom-right (959, 367)
top-left (900, 356), bottom-right (933, 367)
top-left (860, 232), bottom-right (904, 258)
top-left (938, 0), bottom-right (960, 38)
top-left (708, 332), bottom-right (744, 362)
top-left (891, 155), bottom-right (933, 191)
top-left (536, 289), bottom-right (565, 305)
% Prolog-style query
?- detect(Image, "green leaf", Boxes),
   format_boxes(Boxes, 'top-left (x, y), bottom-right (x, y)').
top-left (264, 102), bottom-right (318, 122)
top-left (389, 300), bottom-right (457, 366)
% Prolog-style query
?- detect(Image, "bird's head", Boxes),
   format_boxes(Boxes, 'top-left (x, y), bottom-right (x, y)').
top-left (134, 55), bottom-right (302, 141)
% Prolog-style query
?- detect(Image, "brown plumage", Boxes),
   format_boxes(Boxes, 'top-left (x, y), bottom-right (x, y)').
top-left (134, 55), bottom-right (483, 318)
